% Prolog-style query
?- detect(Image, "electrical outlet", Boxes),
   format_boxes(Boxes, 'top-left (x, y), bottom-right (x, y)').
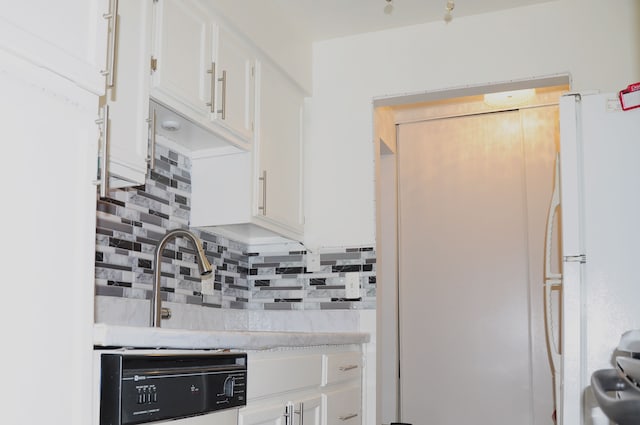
top-left (306, 252), bottom-right (321, 272)
top-left (344, 272), bottom-right (360, 299)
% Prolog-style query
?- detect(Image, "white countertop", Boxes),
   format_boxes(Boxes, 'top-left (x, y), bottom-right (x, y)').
top-left (93, 323), bottom-right (370, 350)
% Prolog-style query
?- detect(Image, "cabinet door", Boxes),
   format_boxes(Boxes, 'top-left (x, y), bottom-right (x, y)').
top-left (324, 385), bottom-right (361, 425)
top-left (298, 394), bottom-right (322, 425)
top-left (0, 0), bottom-right (107, 94)
top-left (215, 25), bottom-right (255, 142)
top-left (151, 0), bottom-right (212, 118)
top-left (247, 352), bottom-right (322, 401)
top-left (1, 48), bottom-right (98, 425)
top-left (238, 396), bottom-right (322, 425)
top-left (238, 401), bottom-right (287, 425)
top-left (255, 60), bottom-right (305, 239)
top-left (104, 0), bottom-right (152, 188)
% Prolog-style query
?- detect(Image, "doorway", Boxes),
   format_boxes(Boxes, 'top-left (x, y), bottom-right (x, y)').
top-left (375, 81), bottom-right (568, 425)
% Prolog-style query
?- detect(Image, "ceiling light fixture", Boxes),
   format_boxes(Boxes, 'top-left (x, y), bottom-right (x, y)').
top-left (444, 0), bottom-right (455, 23)
top-left (384, 0), bottom-right (394, 15)
top-left (483, 89), bottom-right (536, 108)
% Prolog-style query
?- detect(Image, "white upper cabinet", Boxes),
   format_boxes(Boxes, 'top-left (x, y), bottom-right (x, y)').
top-left (0, 0), bottom-right (109, 95)
top-left (100, 0), bottom-right (152, 189)
top-left (190, 60), bottom-right (305, 242)
top-left (253, 60), bottom-right (305, 239)
top-left (213, 25), bottom-right (255, 143)
top-left (147, 0), bottom-right (305, 241)
top-left (150, 0), bottom-right (254, 150)
top-left (150, 0), bottom-right (212, 119)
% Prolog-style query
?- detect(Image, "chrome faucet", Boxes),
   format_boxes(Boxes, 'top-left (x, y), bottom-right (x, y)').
top-left (151, 229), bottom-right (213, 327)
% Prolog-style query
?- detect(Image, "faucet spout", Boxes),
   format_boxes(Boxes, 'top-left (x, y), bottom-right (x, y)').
top-left (151, 229), bottom-right (212, 327)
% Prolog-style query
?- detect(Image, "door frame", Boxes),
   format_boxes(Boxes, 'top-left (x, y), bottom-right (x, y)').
top-left (373, 74), bottom-right (571, 425)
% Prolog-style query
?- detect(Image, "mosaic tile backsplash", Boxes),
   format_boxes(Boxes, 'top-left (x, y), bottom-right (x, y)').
top-left (95, 141), bottom-right (376, 310)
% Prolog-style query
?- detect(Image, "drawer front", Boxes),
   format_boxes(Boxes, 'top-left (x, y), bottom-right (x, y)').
top-left (324, 385), bottom-right (361, 425)
top-left (248, 353), bottom-right (322, 400)
top-left (323, 351), bottom-right (362, 386)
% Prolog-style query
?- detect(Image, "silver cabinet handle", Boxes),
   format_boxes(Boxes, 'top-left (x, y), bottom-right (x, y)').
top-left (96, 105), bottom-right (110, 197)
top-left (146, 108), bottom-right (156, 170)
top-left (206, 62), bottom-right (216, 113)
top-left (101, 0), bottom-right (119, 87)
top-left (283, 403), bottom-right (293, 425)
top-left (258, 170), bottom-right (267, 215)
top-left (294, 402), bottom-right (304, 425)
top-left (339, 365), bottom-right (359, 372)
top-left (338, 413), bottom-right (358, 421)
top-left (218, 70), bottom-right (227, 119)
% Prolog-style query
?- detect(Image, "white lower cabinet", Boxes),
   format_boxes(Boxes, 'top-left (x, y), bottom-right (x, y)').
top-left (240, 347), bottom-right (362, 425)
top-left (322, 351), bottom-right (363, 425)
top-left (298, 394), bottom-right (323, 425)
top-left (238, 393), bottom-right (321, 425)
top-left (238, 399), bottom-right (287, 425)
top-left (324, 385), bottom-right (361, 425)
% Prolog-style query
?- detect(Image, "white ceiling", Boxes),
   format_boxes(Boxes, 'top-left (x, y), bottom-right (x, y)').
top-left (272, 0), bottom-right (554, 41)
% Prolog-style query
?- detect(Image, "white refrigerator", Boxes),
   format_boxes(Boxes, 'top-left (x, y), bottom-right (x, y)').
top-left (558, 91), bottom-right (640, 425)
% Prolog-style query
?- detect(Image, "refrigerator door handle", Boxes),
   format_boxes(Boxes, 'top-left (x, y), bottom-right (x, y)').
top-left (545, 153), bottom-right (562, 281)
top-left (544, 152), bottom-right (563, 423)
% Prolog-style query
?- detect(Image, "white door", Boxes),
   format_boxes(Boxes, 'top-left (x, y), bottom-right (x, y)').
top-left (397, 107), bottom-right (558, 425)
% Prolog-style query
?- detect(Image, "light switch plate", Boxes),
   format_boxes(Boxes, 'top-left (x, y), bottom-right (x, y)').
top-left (344, 272), bottom-right (360, 299)
top-left (306, 252), bottom-right (321, 272)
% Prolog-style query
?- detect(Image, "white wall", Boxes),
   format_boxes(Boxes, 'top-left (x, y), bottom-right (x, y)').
top-left (305, 0), bottom-right (640, 249)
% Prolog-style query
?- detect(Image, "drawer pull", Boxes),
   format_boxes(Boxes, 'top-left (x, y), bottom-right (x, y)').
top-left (338, 413), bottom-right (358, 421)
top-left (339, 365), bottom-right (359, 372)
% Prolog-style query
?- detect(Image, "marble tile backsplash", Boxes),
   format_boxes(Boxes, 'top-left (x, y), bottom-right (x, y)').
top-left (95, 140), bottom-right (376, 311)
